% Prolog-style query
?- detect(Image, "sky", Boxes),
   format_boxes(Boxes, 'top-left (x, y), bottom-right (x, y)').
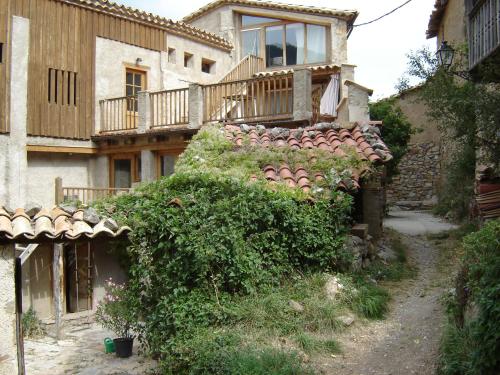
top-left (119, 0), bottom-right (437, 99)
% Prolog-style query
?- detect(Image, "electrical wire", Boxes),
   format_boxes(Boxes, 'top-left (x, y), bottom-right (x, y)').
top-left (353, 0), bottom-right (414, 27)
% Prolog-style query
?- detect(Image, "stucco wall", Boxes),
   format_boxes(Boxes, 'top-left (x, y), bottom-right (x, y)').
top-left (189, 5), bottom-right (349, 65)
top-left (437, 0), bottom-right (467, 47)
top-left (26, 153), bottom-right (91, 207)
top-left (0, 245), bottom-right (18, 375)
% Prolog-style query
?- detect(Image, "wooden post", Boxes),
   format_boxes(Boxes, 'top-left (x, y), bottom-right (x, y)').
top-left (0, 245), bottom-right (21, 374)
top-left (55, 177), bottom-right (63, 205)
top-left (52, 244), bottom-right (64, 339)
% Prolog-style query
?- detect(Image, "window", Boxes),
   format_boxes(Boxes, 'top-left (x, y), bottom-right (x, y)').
top-left (168, 47), bottom-right (176, 64)
top-left (241, 14), bottom-right (327, 67)
top-left (0, 43), bottom-right (3, 63)
top-left (125, 68), bottom-right (146, 111)
top-left (110, 154), bottom-right (141, 188)
top-left (242, 15), bottom-right (279, 26)
top-left (201, 58), bottom-right (215, 74)
top-left (184, 52), bottom-right (193, 68)
top-left (306, 24), bottom-right (326, 64)
top-left (266, 25), bottom-right (284, 67)
top-left (48, 68), bottom-right (78, 106)
top-left (159, 154), bottom-right (176, 177)
top-left (242, 29), bottom-right (260, 57)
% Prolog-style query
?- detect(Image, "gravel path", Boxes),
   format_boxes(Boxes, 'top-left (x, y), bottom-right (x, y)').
top-left (319, 210), bottom-right (457, 375)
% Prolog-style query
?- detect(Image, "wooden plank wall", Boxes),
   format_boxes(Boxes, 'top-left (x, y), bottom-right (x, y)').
top-left (0, 0), bottom-right (10, 133)
top-left (5, 0), bottom-right (168, 139)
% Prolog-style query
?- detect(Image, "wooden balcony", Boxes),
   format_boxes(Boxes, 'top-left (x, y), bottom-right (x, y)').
top-left (468, 0), bottom-right (500, 68)
top-left (55, 178), bottom-right (131, 205)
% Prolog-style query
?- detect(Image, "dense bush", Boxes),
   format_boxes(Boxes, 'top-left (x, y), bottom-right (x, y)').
top-left (439, 220), bottom-right (500, 375)
top-left (99, 172), bottom-right (353, 372)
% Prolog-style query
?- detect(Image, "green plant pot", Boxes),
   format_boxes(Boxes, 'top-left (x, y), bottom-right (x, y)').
top-left (113, 337), bottom-right (134, 358)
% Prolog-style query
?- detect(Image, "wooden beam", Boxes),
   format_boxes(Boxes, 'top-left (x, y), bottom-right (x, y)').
top-left (52, 244), bottom-right (64, 340)
top-left (19, 244), bottom-right (39, 266)
top-left (26, 145), bottom-right (98, 154)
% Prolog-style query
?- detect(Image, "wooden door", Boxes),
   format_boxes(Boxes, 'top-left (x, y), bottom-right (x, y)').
top-left (65, 243), bottom-right (92, 313)
top-left (125, 68), bottom-right (147, 129)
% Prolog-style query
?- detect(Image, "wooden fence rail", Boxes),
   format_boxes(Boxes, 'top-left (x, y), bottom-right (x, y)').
top-left (469, 0), bottom-right (500, 67)
top-left (55, 178), bottom-right (131, 205)
top-left (220, 54), bottom-right (265, 83)
top-left (99, 95), bottom-right (138, 132)
top-left (202, 73), bottom-right (293, 124)
top-left (150, 88), bottom-right (189, 127)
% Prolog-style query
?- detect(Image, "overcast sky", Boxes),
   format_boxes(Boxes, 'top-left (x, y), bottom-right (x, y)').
top-left (119, 0), bottom-right (437, 99)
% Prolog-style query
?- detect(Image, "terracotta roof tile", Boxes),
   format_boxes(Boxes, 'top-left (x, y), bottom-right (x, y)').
top-left (0, 206), bottom-right (130, 244)
top-left (224, 122), bottom-right (392, 193)
top-left (182, 1), bottom-right (358, 24)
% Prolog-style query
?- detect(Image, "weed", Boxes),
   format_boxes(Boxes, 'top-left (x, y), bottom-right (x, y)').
top-left (22, 307), bottom-right (45, 339)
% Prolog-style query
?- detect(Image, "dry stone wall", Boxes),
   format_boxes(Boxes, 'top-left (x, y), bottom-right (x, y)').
top-left (387, 142), bottom-right (441, 207)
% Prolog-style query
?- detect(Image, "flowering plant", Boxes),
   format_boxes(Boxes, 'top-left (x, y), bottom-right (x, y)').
top-left (95, 279), bottom-right (136, 338)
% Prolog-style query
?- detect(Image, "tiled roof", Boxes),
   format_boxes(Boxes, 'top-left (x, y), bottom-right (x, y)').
top-left (182, 0), bottom-right (358, 24)
top-left (426, 0), bottom-right (448, 39)
top-left (59, 0), bottom-right (232, 50)
top-left (253, 64), bottom-right (340, 78)
top-left (224, 122), bottom-right (392, 193)
top-left (0, 206), bottom-right (131, 244)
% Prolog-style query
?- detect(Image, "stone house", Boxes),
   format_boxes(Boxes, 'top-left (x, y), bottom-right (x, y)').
top-left (0, 1), bottom-right (391, 369)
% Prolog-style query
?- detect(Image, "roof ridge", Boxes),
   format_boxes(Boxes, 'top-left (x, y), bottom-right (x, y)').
top-left (182, 0), bottom-right (358, 24)
top-left (60, 0), bottom-right (233, 50)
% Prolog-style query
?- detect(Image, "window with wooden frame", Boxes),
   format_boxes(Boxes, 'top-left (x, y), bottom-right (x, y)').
top-left (47, 68), bottom-right (78, 106)
top-left (125, 68), bottom-right (147, 112)
top-left (240, 14), bottom-right (328, 68)
top-left (156, 152), bottom-right (178, 178)
top-left (109, 153), bottom-right (141, 188)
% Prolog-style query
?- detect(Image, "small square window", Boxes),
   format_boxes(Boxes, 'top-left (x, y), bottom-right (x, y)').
top-left (184, 52), bottom-right (193, 68)
top-left (168, 47), bottom-right (176, 64)
top-left (201, 58), bottom-right (215, 74)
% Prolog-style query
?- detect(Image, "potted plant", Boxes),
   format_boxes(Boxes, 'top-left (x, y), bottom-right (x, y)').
top-left (96, 279), bottom-right (136, 358)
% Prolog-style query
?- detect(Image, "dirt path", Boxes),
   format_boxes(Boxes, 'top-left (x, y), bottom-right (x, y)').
top-left (320, 210), bottom-right (457, 375)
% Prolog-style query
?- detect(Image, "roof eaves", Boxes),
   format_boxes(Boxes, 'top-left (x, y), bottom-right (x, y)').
top-left (182, 0), bottom-right (358, 25)
top-left (60, 0), bottom-right (233, 51)
top-left (426, 0), bottom-right (448, 39)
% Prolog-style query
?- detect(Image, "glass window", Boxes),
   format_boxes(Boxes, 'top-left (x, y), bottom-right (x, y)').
top-left (306, 24), bottom-right (326, 64)
top-left (266, 25), bottom-right (284, 67)
top-left (242, 15), bottom-right (279, 27)
top-left (160, 155), bottom-right (176, 177)
top-left (285, 23), bottom-right (305, 66)
top-left (114, 159), bottom-right (132, 188)
top-left (242, 29), bottom-right (260, 57)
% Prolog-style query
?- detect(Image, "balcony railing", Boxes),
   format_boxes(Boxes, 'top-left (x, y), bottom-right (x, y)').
top-left (202, 73), bottom-right (293, 123)
top-left (219, 55), bottom-right (265, 83)
top-left (99, 95), bottom-right (138, 132)
top-left (469, 0), bottom-right (500, 67)
top-left (150, 88), bottom-right (189, 127)
top-left (55, 178), bottom-right (131, 205)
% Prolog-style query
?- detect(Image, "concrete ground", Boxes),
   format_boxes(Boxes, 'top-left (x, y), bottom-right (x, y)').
top-left (24, 324), bottom-right (156, 375)
top-left (384, 208), bottom-right (457, 235)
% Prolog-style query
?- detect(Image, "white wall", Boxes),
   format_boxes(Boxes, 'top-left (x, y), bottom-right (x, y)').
top-left (26, 153), bottom-right (91, 207)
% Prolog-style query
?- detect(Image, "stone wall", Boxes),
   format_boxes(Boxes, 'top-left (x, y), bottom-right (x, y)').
top-left (387, 142), bottom-right (441, 207)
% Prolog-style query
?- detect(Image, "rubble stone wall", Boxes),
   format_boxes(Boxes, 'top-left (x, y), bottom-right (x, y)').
top-left (387, 142), bottom-right (441, 205)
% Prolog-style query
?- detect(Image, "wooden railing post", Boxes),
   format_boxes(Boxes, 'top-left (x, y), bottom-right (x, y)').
top-left (137, 91), bottom-right (151, 133)
top-left (55, 177), bottom-right (63, 205)
top-left (188, 83), bottom-right (203, 129)
top-left (293, 68), bottom-right (312, 123)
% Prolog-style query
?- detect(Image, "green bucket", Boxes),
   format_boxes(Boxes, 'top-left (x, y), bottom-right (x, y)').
top-left (104, 337), bottom-right (116, 354)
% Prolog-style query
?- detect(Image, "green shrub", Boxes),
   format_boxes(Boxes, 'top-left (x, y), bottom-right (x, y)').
top-left (22, 307), bottom-right (45, 338)
top-left (438, 220), bottom-right (500, 375)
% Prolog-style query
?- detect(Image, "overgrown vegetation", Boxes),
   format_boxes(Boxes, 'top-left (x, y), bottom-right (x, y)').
top-left (22, 307), bottom-right (45, 339)
top-left (369, 99), bottom-right (415, 178)
top-left (398, 46), bottom-right (500, 220)
top-left (438, 220), bottom-right (500, 375)
top-left (94, 125), bottom-right (399, 373)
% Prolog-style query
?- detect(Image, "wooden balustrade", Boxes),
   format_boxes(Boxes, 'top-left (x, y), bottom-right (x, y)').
top-left (469, 0), bottom-right (500, 67)
top-left (61, 187), bottom-right (131, 205)
top-left (202, 73), bottom-right (293, 124)
top-left (220, 54), bottom-right (265, 83)
top-left (150, 88), bottom-right (189, 127)
top-left (99, 95), bottom-right (138, 132)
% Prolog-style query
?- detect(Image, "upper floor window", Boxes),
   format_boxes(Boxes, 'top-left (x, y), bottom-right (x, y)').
top-left (240, 14), bottom-right (327, 67)
top-left (125, 68), bottom-right (146, 111)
